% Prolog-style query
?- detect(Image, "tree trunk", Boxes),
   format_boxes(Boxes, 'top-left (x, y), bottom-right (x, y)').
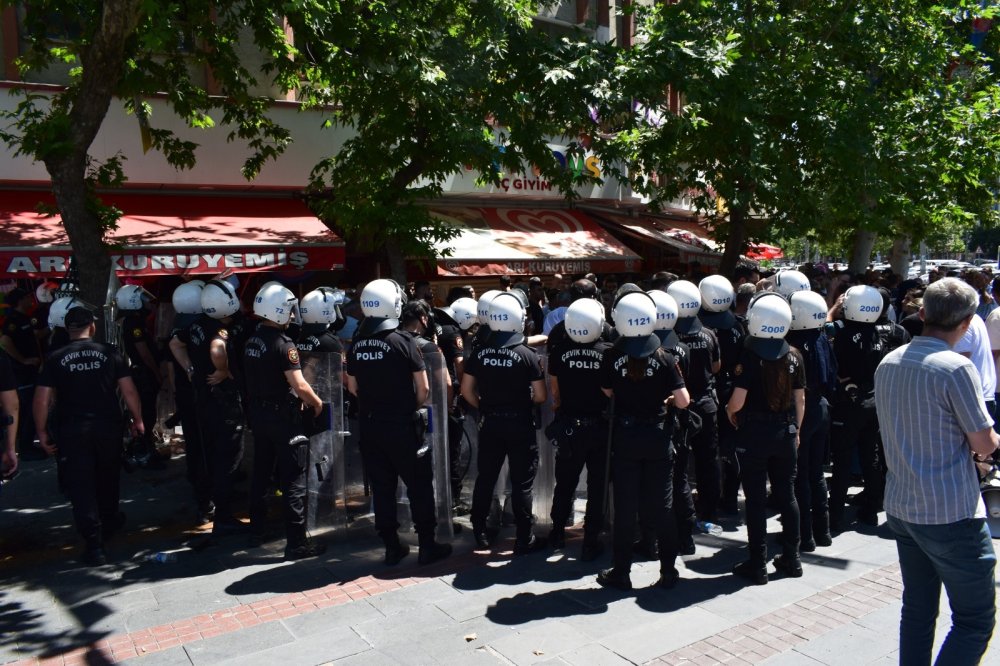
top-left (847, 229), bottom-right (877, 275)
top-left (888, 234), bottom-right (911, 278)
top-left (385, 236), bottom-right (408, 285)
top-left (719, 206), bottom-right (748, 277)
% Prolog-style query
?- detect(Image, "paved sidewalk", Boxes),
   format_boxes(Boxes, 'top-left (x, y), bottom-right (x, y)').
top-left (3, 456), bottom-right (999, 665)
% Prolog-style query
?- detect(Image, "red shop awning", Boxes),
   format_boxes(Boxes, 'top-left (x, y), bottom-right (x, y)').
top-left (746, 243), bottom-right (784, 260)
top-left (0, 191), bottom-right (345, 277)
top-left (428, 207), bottom-right (642, 277)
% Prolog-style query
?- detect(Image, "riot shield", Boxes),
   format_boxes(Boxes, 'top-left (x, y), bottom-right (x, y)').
top-left (424, 350), bottom-right (454, 542)
top-left (532, 351), bottom-right (557, 531)
top-left (302, 351), bottom-right (348, 533)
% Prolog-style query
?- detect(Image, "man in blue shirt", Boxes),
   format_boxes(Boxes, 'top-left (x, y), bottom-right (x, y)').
top-left (875, 277), bottom-right (999, 665)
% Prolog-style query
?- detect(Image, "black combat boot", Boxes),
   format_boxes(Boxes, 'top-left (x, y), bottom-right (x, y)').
top-left (383, 534), bottom-right (410, 566)
top-left (417, 534), bottom-right (452, 565)
top-left (813, 512), bottom-right (833, 547)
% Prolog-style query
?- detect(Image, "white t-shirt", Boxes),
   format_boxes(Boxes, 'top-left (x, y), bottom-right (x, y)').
top-left (986, 308), bottom-right (1000, 396)
top-left (954, 314), bottom-right (997, 400)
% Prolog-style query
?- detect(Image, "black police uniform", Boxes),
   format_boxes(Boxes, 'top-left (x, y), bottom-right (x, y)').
top-left (829, 319), bottom-right (886, 528)
top-left (174, 315), bottom-right (244, 526)
top-left (654, 333), bottom-right (697, 554)
top-left (48, 327), bottom-right (70, 353)
top-left (4, 308), bottom-right (44, 456)
top-left (546, 319), bottom-right (615, 361)
top-left (244, 325), bottom-right (313, 549)
top-left (466, 338), bottom-right (543, 545)
top-left (600, 344), bottom-right (685, 582)
top-left (676, 319), bottom-right (722, 521)
top-left (120, 310), bottom-right (159, 459)
top-left (37, 338), bottom-right (130, 551)
top-left (699, 309), bottom-right (747, 514)
top-left (547, 339), bottom-right (611, 550)
top-left (732, 344), bottom-right (805, 573)
top-left (347, 327), bottom-right (438, 551)
top-left (169, 314), bottom-right (210, 517)
top-left (297, 324), bottom-right (345, 355)
top-left (226, 312), bottom-right (256, 402)
top-left (433, 310), bottom-right (467, 502)
top-left (0, 350), bottom-right (16, 443)
top-left (786, 328), bottom-right (837, 548)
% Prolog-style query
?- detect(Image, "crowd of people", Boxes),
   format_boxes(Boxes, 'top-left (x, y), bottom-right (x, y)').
top-left (0, 259), bottom-right (997, 663)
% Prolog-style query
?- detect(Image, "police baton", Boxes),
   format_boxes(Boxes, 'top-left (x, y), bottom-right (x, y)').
top-left (601, 395), bottom-right (614, 532)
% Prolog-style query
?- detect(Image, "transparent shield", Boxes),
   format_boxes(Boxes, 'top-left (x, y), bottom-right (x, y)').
top-left (302, 351), bottom-right (347, 532)
top-left (533, 351), bottom-right (556, 530)
top-left (424, 350), bottom-right (454, 542)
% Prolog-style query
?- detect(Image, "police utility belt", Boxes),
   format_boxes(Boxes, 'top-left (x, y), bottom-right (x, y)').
top-left (741, 411), bottom-right (795, 425)
top-left (615, 414), bottom-right (666, 427)
top-left (253, 397), bottom-right (299, 414)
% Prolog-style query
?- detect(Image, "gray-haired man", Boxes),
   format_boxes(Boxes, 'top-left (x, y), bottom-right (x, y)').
top-left (874, 277), bottom-right (998, 665)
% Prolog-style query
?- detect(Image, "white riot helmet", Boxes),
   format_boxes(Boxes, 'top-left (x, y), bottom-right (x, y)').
top-left (612, 291), bottom-right (657, 337)
top-left (299, 287), bottom-right (341, 325)
top-left (357, 278), bottom-right (403, 336)
top-left (172, 280), bottom-right (205, 315)
top-left (843, 285), bottom-right (884, 323)
top-left (612, 292), bottom-right (660, 358)
top-left (48, 296), bottom-right (81, 329)
top-left (666, 280), bottom-right (702, 319)
top-left (774, 270), bottom-right (811, 297)
top-left (486, 292), bottom-right (526, 347)
top-left (648, 290), bottom-right (679, 331)
top-left (477, 290), bottom-right (502, 326)
top-left (115, 284), bottom-right (154, 311)
top-left (564, 298), bottom-right (605, 343)
top-left (789, 290), bottom-right (830, 331)
top-left (201, 279), bottom-right (241, 319)
top-left (746, 292), bottom-right (793, 360)
top-left (450, 297), bottom-right (479, 331)
top-left (253, 283), bottom-right (298, 326)
top-left (699, 275), bottom-right (734, 313)
top-left (35, 281), bottom-right (58, 304)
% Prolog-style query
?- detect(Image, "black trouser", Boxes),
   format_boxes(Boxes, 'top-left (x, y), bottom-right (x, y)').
top-left (131, 368), bottom-right (159, 456)
top-left (448, 410), bottom-right (466, 498)
top-left (829, 397), bottom-right (882, 518)
top-left (55, 418), bottom-right (124, 549)
top-left (195, 384), bottom-right (244, 520)
top-left (471, 413), bottom-right (538, 541)
top-left (737, 417), bottom-right (799, 565)
top-left (717, 385), bottom-right (741, 510)
top-left (359, 415), bottom-right (437, 541)
top-left (177, 381), bottom-right (210, 507)
top-left (672, 431), bottom-right (697, 541)
top-left (15, 383), bottom-right (36, 453)
top-left (550, 419), bottom-right (608, 543)
top-left (796, 396), bottom-right (830, 542)
top-left (610, 421), bottom-right (677, 575)
top-left (689, 401), bottom-right (721, 521)
top-left (248, 406), bottom-right (310, 546)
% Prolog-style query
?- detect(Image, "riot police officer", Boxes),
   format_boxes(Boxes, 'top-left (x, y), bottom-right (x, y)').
top-left (667, 280), bottom-right (722, 524)
top-left (169, 278), bottom-right (245, 535)
top-left (297, 287), bottom-right (346, 356)
top-left (47, 295), bottom-right (82, 353)
top-left (169, 281), bottom-right (212, 523)
top-left (116, 285), bottom-right (163, 467)
top-left (461, 292), bottom-right (547, 554)
top-left (786, 290), bottom-right (837, 550)
top-left (545, 279), bottom-right (613, 360)
top-left (725, 293), bottom-right (805, 585)
top-left (547, 298), bottom-right (611, 560)
top-left (469, 290), bottom-right (502, 357)
top-left (699, 275), bottom-right (745, 515)
top-left (34, 306), bottom-right (144, 565)
top-left (433, 296), bottom-right (476, 507)
top-left (598, 292), bottom-right (690, 590)
top-left (244, 284), bottom-right (327, 559)
top-left (347, 279), bottom-right (451, 566)
top-left (829, 285), bottom-right (887, 531)
top-left (648, 289), bottom-right (698, 555)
